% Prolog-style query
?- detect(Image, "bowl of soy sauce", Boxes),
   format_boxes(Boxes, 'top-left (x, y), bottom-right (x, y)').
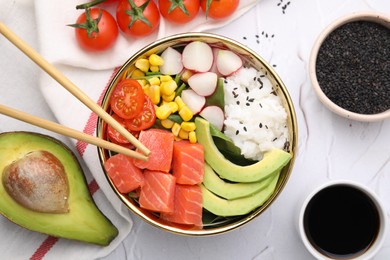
top-left (298, 180), bottom-right (387, 260)
top-left (309, 12), bottom-right (390, 121)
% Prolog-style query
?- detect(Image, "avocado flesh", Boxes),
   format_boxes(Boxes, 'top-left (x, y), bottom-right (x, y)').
top-left (195, 117), bottom-right (292, 182)
top-left (0, 132), bottom-right (118, 246)
top-left (203, 163), bottom-right (276, 200)
top-left (201, 171), bottom-right (280, 217)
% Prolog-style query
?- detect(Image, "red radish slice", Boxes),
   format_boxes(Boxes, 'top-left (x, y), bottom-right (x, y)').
top-left (159, 47), bottom-right (183, 75)
top-left (210, 48), bottom-right (222, 75)
top-left (187, 72), bottom-right (218, 96)
top-left (200, 106), bottom-right (225, 131)
top-left (181, 89), bottom-right (206, 114)
top-left (182, 41), bottom-right (213, 72)
top-left (216, 50), bottom-right (243, 76)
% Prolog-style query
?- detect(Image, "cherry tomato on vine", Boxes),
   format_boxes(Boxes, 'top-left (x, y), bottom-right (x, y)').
top-left (158, 0), bottom-right (200, 24)
top-left (110, 79), bottom-right (145, 119)
top-left (125, 95), bottom-right (156, 131)
top-left (70, 8), bottom-right (118, 52)
top-left (116, 0), bottom-right (160, 37)
top-left (200, 0), bottom-right (239, 19)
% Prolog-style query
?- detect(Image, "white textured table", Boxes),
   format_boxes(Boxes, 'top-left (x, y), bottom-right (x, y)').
top-left (0, 1), bottom-right (389, 259)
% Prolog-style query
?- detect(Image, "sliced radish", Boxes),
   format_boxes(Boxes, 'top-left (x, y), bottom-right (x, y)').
top-left (181, 89), bottom-right (206, 114)
top-left (200, 106), bottom-right (225, 131)
top-left (209, 48), bottom-right (222, 75)
top-left (182, 41), bottom-right (213, 72)
top-left (159, 47), bottom-right (183, 75)
top-left (187, 72), bottom-right (218, 97)
top-left (216, 50), bottom-right (243, 76)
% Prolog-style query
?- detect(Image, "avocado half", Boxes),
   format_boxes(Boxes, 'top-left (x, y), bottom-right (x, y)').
top-left (0, 132), bottom-right (118, 246)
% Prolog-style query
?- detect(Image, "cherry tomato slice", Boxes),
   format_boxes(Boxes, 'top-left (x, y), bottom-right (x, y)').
top-left (110, 79), bottom-right (145, 119)
top-left (125, 95), bottom-right (156, 131)
top-left (107, 113), bottom-right (140, 145)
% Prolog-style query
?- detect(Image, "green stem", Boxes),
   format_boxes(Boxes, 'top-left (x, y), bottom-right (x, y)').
top-left (76, 0), bottom-right (107, 10)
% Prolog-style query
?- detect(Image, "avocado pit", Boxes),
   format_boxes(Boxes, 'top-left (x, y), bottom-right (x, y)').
top-left (2, 150), bottom-right (69, 213)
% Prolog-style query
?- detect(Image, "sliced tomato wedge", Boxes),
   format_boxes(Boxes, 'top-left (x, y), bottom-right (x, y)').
top-left (110, 79), bottom-right (145, 119)
top-left (107, 113), bottom-right (140, 146)
top-left (125, 95), bottom-right (156, 131)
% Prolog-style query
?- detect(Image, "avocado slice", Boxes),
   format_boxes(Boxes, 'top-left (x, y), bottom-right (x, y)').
top-left (201, 171), bottom-right (280, 216)
top-left (195, 117), bottom-right (292, 182)
top-left (203, 163), bottom-right (276, 200)
top-left (0, 132), bottom-right (118, 246)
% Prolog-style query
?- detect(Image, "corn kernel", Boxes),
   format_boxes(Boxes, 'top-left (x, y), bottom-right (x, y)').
top-left (167, 101), bottom-right (179, 113)
top-left (174, 96), bottom-right (186, 110)
top-left (171, 123), bottom-right (181, 136)
top-left (142, 85), bottom-right (150, 96)
top-left (148, 85), bottom-right (161, 105)
top-left (148, 76), bottom-right (160, 86)
top-left (181, 122), bottom-right (196, 132)
top-left (179, 106), bottom-right (193, 121)
top-left (189, 131), bottom-right (197, 143)
top-left (160, 75), bottom-right (173, 82)
top-left (161, 80), bottom-right (177, 96)
top-left (131, 69), bottom-right (145, 78)
top-left (137, 79), bottom-right (148, 88)
top-left (156, 103), bottom-right (172, 120)
top-left (161, 119), bottom-right (174, 129)
top-left (162, 92), bottom-right (176, 102)
top-left (149, 54), bottom-right (164, 66)
top-left (150, 65), bottom-right (160, 73)
top-left (135, 58), bottom-right (150, 72)
top-left (178, 129), bottom-right (189, 139)
top-left (180, 69), bottom-right (194, 82)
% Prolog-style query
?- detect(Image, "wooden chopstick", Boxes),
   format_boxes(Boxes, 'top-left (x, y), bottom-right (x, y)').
top-left (0, 104), bottom-right (148, 161)
top-left (0, 22), bottom-right (150, 156)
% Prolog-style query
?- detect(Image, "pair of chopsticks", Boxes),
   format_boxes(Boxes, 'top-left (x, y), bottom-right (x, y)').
top-left (0, 22), bottom-right (150, 161)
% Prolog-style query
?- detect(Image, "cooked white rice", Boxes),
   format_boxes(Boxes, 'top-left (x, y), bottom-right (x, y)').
top-left (223, 67), bottom-right (289, 161)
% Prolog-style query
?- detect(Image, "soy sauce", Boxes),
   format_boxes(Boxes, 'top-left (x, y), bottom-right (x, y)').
top-left (303, 185), bottom-right (380, 259)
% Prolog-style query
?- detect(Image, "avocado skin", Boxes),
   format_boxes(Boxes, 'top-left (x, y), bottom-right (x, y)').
top-left (195, 117), bottom-right (292, 182)
top-left (0, 132), bottom-right (118, 246)
top-left (201, 172), bottom-right (280, 217)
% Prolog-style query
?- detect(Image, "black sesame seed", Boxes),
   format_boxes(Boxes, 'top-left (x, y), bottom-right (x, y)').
top-left (245, 87), bottom-right (249, 93)
top-left (259, 122), bottom-right (263, 128)
top-left (243, 36), bottom-right (247, 40)
top-left (272, 137), bottom-right (278, 142)
top-left (265, 125), bottom-right (268, 129)
top-left (316, 21), bottom-right (390, 114)
top-left (243, 126), bottom-right (247, 131)
top-left (236, 130), bottom-right (239, 135)
top-left (236, 101), bottom-right (240, 105)
top-left (248, 98), bottom-right (255, 102)
top-left (259, 103), bottom-right (262, 108)
top-left (246, 103), bottom-right (250, 106)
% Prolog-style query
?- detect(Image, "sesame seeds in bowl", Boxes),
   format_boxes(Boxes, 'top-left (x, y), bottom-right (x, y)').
top-left (309, 12), bottom-right (390, 121)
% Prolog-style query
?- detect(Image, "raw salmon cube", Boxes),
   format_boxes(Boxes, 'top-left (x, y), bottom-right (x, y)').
top-left (172, 140), bottom-right (204, 185)
top-left (133, 129), bottom-right (174, 173)
top-left (104, 154), bottom-right (144, 193)
top-left (161, 184), bottom-right (203, 227)
top-left (139, 170), bottom-right (176, 213)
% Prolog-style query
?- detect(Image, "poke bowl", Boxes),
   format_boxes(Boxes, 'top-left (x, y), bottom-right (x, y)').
top-left (97, 33), bottom-right (298, 236)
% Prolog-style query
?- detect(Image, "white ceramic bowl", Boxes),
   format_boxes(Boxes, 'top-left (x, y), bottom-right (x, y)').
top-left (309, 12), bottom-right (390, 122)
top-left (298, 180), bottom-right (387, 260)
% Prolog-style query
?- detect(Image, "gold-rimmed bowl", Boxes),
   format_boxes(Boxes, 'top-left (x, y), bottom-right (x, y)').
top-left (96, 33), bottom-right (298, 236)
top-left (309, 12), bottom-right (390, 121)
